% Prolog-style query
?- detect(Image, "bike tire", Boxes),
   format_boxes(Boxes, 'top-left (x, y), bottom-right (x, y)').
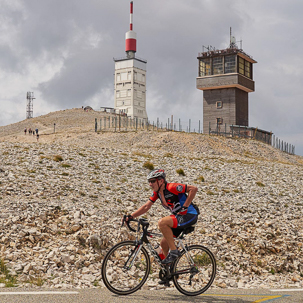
top-left (101, 240), bottom-right (150, 295)
top-left (172, 244), bottom-right (216, 296)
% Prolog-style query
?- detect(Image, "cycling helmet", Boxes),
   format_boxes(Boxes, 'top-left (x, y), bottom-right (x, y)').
top-left (147, 169), bottom-right (166, 181)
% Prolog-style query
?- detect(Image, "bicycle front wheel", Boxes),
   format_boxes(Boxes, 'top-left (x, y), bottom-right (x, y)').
top-left (101, 240), bottom-right (150, 295)
top-left (172, 245), bottom-right (216, 296)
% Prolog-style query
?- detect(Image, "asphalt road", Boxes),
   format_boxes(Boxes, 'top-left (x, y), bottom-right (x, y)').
top-left (0, 288), bottom-right (302, 303)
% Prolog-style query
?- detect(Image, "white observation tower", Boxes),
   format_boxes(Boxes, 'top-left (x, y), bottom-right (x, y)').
top-left (114, 1), bottom-right (148, 124)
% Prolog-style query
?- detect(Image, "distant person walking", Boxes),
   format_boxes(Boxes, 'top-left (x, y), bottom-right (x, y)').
top-left (35, 128), bottom-right (38, 135)
top-left (24, 128), bottom-right (27, 135)
top-left (36, 134), bottom-right (39, 142)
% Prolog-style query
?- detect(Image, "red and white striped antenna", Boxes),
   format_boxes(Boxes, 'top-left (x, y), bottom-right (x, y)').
top-left (125, 1), bottom-right (137, 57)
top-left (130, 1), bottom-right (133, 30)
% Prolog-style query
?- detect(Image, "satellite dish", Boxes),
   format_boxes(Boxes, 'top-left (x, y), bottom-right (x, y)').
top-left (231, 36), bottom-right (236, 44)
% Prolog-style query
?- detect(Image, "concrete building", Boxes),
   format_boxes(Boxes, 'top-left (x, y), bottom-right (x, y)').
top-left (196, 36), bottom-right (257, 133)
top-left (114, 1), bottom-right (148, 123)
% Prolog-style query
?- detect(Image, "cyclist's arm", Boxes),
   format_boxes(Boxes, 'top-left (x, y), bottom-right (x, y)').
top-left (183, 185), bottom-right (198, 208)
top-left (131, 200), bottom-right (153, 218)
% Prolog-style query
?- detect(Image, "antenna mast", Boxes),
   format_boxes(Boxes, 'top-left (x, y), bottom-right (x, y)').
top-left (26, 92), bottom-right (35, 119)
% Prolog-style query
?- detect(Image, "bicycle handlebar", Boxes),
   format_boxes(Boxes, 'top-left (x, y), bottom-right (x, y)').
top-left (121, 215), bottom-right (149, 233)
top-left (122, 215), bottom-right (138, 232)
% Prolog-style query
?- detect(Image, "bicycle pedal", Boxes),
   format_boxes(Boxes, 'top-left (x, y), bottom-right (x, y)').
top-left (159, 281), bottom-right (170, 287)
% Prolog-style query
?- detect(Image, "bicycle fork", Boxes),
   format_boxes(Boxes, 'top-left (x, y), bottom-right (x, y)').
top-left (123, 244), bottom-right (143, 270)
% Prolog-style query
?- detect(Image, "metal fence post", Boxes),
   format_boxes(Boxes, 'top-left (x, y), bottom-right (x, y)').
top-left (199, 120), bottom-right (200, 134)
top-left (95, 118), bottom-right (97, 132)
top-left (189, 119), bottom-right (191, 133)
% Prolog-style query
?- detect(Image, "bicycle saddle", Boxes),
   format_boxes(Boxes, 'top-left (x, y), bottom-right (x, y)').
top-left (183, 226), bottom-right (195, 235)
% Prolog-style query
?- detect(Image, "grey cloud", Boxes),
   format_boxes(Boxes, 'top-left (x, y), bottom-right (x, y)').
top-left (0, 0), bottom-right (303, 155)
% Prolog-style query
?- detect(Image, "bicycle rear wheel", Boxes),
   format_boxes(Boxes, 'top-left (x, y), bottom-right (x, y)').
top-left (101, 240), bottom-right (150, 295)
top-left (172, 245), bottom-right (216, 296)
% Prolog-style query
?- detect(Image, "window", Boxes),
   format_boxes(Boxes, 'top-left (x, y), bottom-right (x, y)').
top-left (238, 57), bottom-right (245, 76)
top-left (212, 57), bottom-right (223, 75)
top-left (245, 61), bottom-right (251, 78)
top-left (224, 55), bottom-right (236, 73)
top-left (121, 72), bottom-right (127, 81)
top-left (238, 57), bottom-right (252, 79)
top-left (120, 90), bottom-right (127, 97)
top-left (199, 58), bottom-right (211, 76)
top-left (216, 118), bottom-right (223, 125)
top-left (216, 101), bottom-right (222, 108)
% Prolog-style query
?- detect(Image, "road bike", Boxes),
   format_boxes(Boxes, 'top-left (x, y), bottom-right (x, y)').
top-left (101, 216), bottom-right (216, 296)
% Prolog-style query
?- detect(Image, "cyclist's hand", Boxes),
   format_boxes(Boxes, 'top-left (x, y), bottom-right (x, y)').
top-left (177, 207), bottom-right (188, 216)
top-left (125, 214), bottom-right (133, 222)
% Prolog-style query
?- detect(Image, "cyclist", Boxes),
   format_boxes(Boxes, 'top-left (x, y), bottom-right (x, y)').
top-left (126, 169), bottom-right (199, 265)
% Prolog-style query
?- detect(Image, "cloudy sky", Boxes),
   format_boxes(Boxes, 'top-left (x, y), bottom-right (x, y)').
top-left (1, 0), bottom-right (303, 155)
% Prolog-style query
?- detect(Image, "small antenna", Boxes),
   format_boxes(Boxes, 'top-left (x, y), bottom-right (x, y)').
top-left (26, 92), bottom-right (35, 119)
top-left (230, 27), bottom-right (232, 45)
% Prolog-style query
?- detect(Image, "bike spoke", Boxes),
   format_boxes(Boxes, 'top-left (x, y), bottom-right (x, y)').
top-left (102, 241), bottom-right (150, 295)
top-left (172, 245), bottom-right (216, 296)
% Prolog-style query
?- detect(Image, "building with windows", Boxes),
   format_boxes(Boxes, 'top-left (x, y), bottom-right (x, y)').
top-left (113, 1), bottom-right (148, 123)
top-left (196, 40), bottom-right (257, 133)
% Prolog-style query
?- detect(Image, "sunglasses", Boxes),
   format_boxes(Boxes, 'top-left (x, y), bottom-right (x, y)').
top-left (149, 179), bottom-right (157, 184)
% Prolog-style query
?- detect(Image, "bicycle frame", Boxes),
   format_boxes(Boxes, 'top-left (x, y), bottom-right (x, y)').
top-left (125, 218), bottom-right (194, 275)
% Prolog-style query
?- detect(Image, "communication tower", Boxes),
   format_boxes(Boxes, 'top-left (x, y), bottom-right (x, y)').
top-left (26, 92), bottom-right (35, 119)
top-left (197, 29), bottom-right (257, 133)
top-left (113, 1), bottom-right (148, 123)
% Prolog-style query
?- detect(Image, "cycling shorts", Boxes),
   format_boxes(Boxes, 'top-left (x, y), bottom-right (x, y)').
top-left (170, 213), bottom-right (198, 238)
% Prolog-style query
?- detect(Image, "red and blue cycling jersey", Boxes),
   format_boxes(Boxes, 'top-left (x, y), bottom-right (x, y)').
top-left (149, 182), bottom-right (198, 215)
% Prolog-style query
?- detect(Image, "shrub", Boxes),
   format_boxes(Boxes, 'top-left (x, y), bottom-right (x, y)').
top-left (0, 258), bottom-right (17, 287)
top-left (53, 155), bottom-right (63, 162)
top-left (61, 163), bottom-right (71, 168)
top-left (176, 168), bottom-right (185, 176)
top-left (256, 182), bottom-right (265, 187)
top-left (164, 153), bottom-right (173, 158)
top-left (143, 161), bottom-right (154, 170)
top-left (198, 176), bottom-right (205, 182)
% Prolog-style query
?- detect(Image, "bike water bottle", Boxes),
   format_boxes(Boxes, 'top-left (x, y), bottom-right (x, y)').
top-left (155, 245), bottom-right (165, 260)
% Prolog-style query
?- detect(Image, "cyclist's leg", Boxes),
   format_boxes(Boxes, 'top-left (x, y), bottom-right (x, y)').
top-left (158, 216), bottom-right (177, 251)
top-left (160, 237), bottom-right (169, 257)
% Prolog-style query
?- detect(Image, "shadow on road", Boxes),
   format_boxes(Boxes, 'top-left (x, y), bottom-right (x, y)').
top-left (112, 292), bottom-right (254, 303)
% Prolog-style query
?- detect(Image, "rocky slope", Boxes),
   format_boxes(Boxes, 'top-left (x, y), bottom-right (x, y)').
top-left (0, 109), bottom-right (302, 289)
